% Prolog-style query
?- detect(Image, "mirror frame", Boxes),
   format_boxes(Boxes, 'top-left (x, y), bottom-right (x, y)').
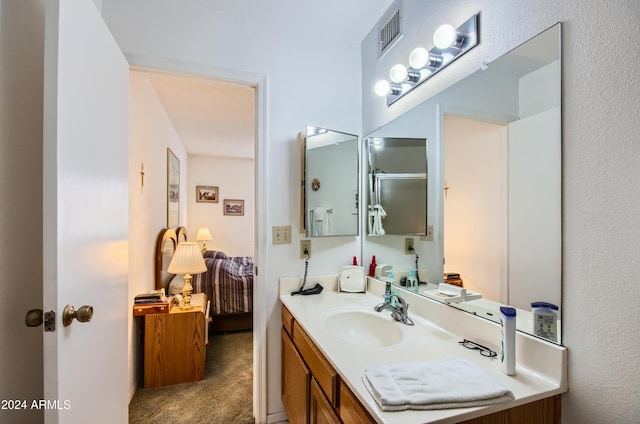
top-left (302, 126), bottom-right (360, 238)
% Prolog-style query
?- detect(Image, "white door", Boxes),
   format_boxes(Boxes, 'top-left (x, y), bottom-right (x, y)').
top-left (43, 1), bottom-right (129, 422)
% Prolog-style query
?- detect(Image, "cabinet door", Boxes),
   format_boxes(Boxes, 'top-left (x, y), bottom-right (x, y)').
top-left (310, 378), bottom-right (341, 424)
top-left (339, 380), bottom-right (376, 424)
top-left (282, 328), bottom-right (310, 424)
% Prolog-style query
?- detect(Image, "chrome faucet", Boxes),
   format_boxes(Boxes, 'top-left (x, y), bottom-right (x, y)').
top-left (374, 294), bottom-right (414, 326)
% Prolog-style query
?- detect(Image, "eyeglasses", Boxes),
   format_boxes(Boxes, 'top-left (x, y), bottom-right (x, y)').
top-left (458, 339), bottom-right (497, 358)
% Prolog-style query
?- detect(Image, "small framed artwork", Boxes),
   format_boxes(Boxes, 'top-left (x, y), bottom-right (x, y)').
top-left (196, 186), bottom-right (219, 203)
top-left (167, 148), bottom-right (180, 227)
top-left (223, 199), bottom-right (244, 216)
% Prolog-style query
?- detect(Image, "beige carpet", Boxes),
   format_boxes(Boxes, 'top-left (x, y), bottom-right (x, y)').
top-left (129, 331), bottom-right (254, 424)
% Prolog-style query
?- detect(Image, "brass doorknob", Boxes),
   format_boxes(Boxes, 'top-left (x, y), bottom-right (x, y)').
top-left (62, 305), bottom-right (94, 327)
top-left (25, 309), bottom-right (43, 327)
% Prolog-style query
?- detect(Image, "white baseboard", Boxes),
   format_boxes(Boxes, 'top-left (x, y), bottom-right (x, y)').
top-left (266, 411), bottom-right (288, 423)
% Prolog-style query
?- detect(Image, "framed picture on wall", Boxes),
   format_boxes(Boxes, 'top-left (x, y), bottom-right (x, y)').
top-left (196, 185), bottom-right (219, 203)
top-left (167, 148), bottom-right (180, 227)
top-left (223, 199), bottom-right (244, 216)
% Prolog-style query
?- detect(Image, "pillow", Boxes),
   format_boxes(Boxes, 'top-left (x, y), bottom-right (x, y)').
top-left (204, 250), bottom-right (228, 260)
top-left (168, 275), bottom-right (184, 296)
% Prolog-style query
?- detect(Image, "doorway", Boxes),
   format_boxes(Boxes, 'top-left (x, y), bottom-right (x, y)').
top-left (443, 114), bottom-right (508, 303)
top-left (127, 64), bottom-right (264, 421)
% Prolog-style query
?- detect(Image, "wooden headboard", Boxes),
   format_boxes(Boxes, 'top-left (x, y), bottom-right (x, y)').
top-left (154, 226), bottom-right (189, 292)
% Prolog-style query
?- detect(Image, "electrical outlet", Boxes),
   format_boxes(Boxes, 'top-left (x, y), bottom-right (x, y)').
top-left (405, 238), bottom-right (414, 255)
top-left (300, 240), bottom-right (311, 258)
top-left (420, 225), bottom-right (434, 242)
top-left (272, 225), bottom-right (291, 244)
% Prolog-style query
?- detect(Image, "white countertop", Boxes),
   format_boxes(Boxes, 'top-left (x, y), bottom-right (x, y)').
top-left (279, 276), bottom-right (567, 424)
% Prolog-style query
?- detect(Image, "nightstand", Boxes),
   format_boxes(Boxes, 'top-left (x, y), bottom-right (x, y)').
top-left (142, 293), bottom-right (210, 388)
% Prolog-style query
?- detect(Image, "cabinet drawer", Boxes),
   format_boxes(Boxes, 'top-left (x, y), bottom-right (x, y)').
top-left (293, 320), bottom-right (339, 407)
top-left (282, 305), bottom-right (294, 337)
top-left (339, 380), bottom-right (376, 424)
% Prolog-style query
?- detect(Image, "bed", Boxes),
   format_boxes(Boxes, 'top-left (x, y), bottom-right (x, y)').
top-left (154, 227), bottom-right (253, 333)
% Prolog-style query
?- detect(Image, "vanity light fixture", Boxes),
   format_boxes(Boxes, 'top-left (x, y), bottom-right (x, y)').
top-left (375, 13), bottom-right (479, 106)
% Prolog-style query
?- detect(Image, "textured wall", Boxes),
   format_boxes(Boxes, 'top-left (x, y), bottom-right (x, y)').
top-left (362, 0), bottom-right (640, 422)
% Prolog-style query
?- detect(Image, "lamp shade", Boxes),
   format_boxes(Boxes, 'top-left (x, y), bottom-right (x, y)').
top-left (196, 226), bottom-right (213, 241)
top-left (167, 242), bottom-right (207, 274)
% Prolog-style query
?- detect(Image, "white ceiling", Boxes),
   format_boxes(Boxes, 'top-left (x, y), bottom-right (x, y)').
top-left (144, 0), bottom-right (393, 159)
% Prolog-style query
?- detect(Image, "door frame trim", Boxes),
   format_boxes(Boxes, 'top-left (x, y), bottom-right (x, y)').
top-left (126, 53), bottom-right (268, 423)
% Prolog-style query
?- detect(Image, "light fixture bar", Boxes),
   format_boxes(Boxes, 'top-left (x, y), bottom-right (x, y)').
top-left (383, 13), bottom-right (479, 106)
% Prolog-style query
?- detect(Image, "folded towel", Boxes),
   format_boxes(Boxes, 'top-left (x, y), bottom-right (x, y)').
top-left (362, 358), bottom-right (514, 411)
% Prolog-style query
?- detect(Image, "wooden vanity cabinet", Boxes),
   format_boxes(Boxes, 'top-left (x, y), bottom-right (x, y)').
top-left (281, 305), bottom-right (560, 424)
top-left (281, 306), bottom-right (341, 424)
top-left (281, 327), bottom-right (310, 424)
top-left (310, 378), bottom-right (341, 424)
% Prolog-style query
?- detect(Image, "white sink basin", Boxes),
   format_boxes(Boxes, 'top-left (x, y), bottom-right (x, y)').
top-left (318, 306), bottom-right (404, 348)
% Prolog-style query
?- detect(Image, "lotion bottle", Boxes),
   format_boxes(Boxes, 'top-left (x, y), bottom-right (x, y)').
top-left (368, 256), bottom-right (377, 277)
top-left (499, 307), bottom-right (516, 376)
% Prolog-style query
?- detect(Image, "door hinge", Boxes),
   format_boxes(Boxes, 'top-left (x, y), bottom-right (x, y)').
top-left (254, 265), bottom-right (258, 276)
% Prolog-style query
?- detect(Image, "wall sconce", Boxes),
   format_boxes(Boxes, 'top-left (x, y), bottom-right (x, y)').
top-left (196, 226), bottom-right (213, 252)
top-left (375, 14), bottom-right (479, 106)
top-left (167, 242), bottom-right (207, 309)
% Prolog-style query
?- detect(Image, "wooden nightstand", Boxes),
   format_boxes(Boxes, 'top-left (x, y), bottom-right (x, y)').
top-left (142, 293), bottom-right (210, 388)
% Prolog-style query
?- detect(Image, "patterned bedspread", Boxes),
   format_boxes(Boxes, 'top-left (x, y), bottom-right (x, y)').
top-left (192, 250), bottom-right (253, 315)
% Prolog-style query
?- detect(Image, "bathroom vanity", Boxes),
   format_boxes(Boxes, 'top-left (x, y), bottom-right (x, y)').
top-left (280, 276), bottom-right (566, 424)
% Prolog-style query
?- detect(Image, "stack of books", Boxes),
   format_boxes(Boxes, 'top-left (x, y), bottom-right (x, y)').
top-left (133, 289), bottom-right (173, 316)
top-left (444, 273), bottom-right (464, 287)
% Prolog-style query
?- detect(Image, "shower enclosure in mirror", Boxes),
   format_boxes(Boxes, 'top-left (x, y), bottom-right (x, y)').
top-left (303, 126), bottom-right (359, 237)
top-left (362, 23), bottom-right (562, 344)
top-left (366, 137), bottom-right (427, 236)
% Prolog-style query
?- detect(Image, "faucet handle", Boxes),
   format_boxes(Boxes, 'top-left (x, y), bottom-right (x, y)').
top-left (391, 294), bottom-right (408, 312)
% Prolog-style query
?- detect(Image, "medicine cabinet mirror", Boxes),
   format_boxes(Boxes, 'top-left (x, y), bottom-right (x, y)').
top-left (303, 126), bottom-right (359, 237)
top-left (362, 23), bottom-right (562, 344)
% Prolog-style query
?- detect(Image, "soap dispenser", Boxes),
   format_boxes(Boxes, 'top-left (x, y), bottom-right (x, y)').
top-left (407, 269), bottom-right (418, 292)
top-left (384, 270), bottom-right (393, 303)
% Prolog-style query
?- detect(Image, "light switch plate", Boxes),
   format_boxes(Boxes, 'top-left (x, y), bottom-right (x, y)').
top-left (272, 226), bottom-right (291, 244)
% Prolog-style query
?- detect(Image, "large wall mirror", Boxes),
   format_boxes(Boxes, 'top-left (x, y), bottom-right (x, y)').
top-left (304, 126), bottom-right (359, 237)
top-left (362, 24), bottom-right (562, 344)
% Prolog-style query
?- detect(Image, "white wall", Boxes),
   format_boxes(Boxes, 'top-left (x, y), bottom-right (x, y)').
top-left (102, 1), bottom-right (364, 417)
top-left (0, 1), bottom-right (45, 423)
top-left (362, 1), bottom-right (640, 422)
top-left (128, 71), bottom-right (188, 399)
top-left (187, 154), bottom-right (254, 257)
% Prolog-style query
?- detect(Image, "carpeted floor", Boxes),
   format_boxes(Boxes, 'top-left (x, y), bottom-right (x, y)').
top-left (129, 331), bottom-right (254, 424)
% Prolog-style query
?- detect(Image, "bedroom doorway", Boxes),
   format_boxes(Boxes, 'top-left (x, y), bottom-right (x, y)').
top-left (128, 63), bottom-right (264, 421)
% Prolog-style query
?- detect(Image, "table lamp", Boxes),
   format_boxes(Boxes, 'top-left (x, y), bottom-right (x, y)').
top-left (167, 242), bottom-right (206, 309)
top-left (196, 226), bottom-right (213, 252)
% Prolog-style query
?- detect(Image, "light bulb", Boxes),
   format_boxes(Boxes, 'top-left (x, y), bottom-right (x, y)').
top-left (389, 64), bottom-right (408, 83)
top-left (441, 53), bottom-right (454, 63)
top-left (374, 80), bottom-right (391, 97)
top-left (433, 24), bottom-right (457, 49)
top-left (409, 47), bottom-right (429, 69)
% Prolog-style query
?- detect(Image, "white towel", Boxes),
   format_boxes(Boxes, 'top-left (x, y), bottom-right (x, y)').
top-left (362, 358), bottom-right (514, 411)
top-left (368, 204), bottom-right (387, 235)
top-left (310, 207), bottom-right (331, 236)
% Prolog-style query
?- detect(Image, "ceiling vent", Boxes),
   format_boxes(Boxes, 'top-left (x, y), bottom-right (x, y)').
top-left (378, 0), bottom-right (402, 59)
